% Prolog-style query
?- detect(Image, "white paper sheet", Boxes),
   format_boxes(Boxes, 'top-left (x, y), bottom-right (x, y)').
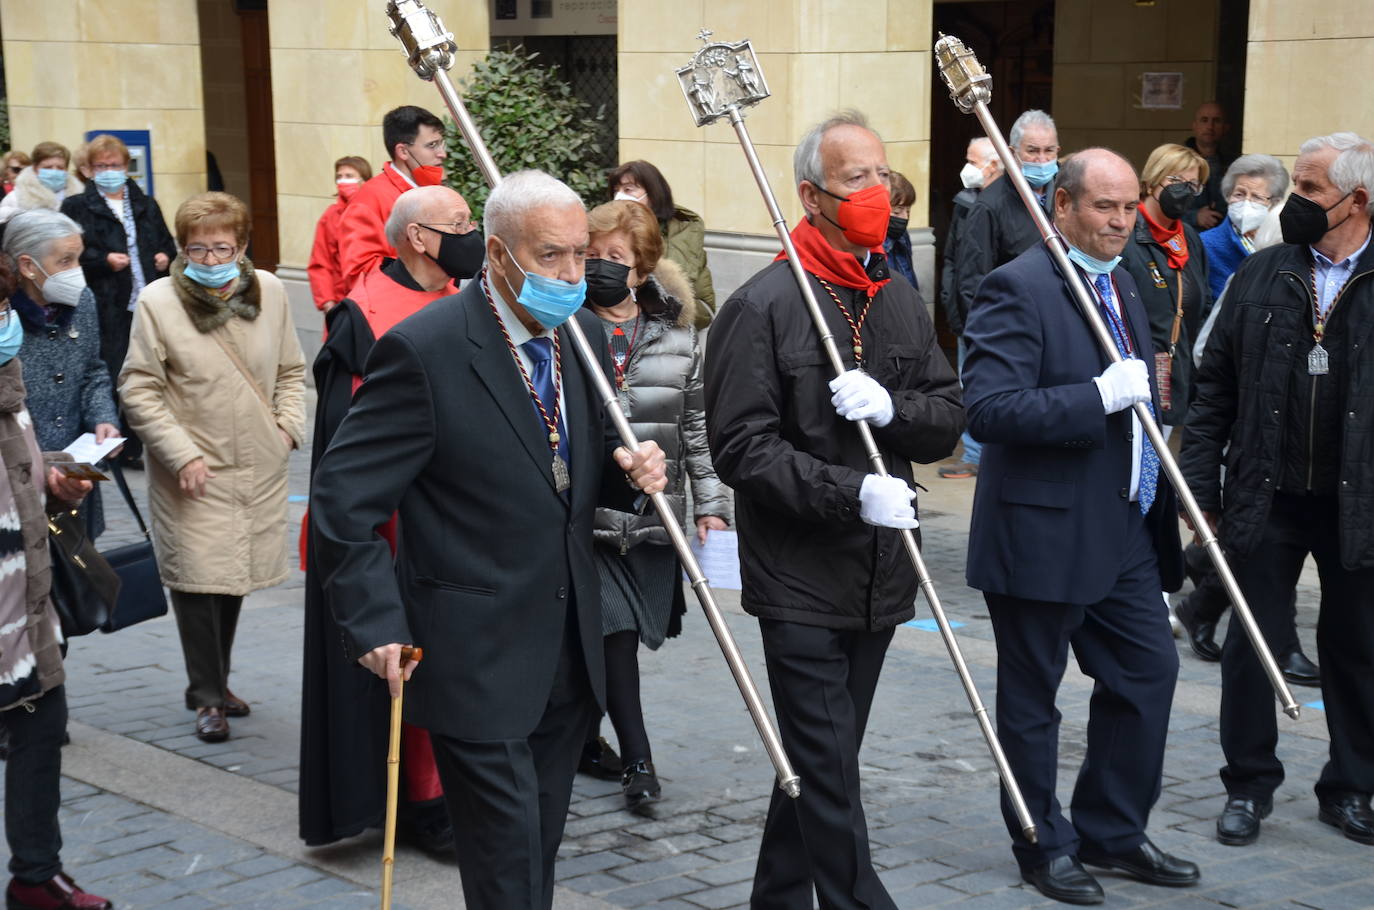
top-left (686, 528), bottom-right (742, 591)
top-left (61, 432), bottom-right (126, 465)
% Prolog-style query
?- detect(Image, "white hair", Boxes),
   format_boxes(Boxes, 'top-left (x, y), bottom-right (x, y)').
top-left (385, 185), bottom-right (455, 249)
top-left (793, 110), bottom-right (879, 189)
top-left (3, 209), bottom-right (83, 263)
top-left (1300, 132), bottom-right (1374, 214)
top-left (1009, 109), bottom-right (1057, 150)
top-left (482, 170), bottom-right (584, 241)
top-left (1221, 154), bottom-right (1289, 204)
top-left (968, 136), bottom-right (1002, 172)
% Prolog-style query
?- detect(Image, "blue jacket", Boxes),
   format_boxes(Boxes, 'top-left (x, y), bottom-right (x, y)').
top-left (1200, 219), bottom-right (1250, 301)
top-left (963, 244), bottom-right (1183, 604)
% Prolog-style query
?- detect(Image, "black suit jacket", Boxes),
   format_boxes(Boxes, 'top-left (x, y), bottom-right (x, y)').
top-left (310, 278), bottom-right (628, 740)
top-left (963, 244), bottom-right (1184, 605)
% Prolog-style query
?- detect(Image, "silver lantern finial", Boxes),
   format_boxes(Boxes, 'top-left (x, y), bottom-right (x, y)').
top-left (675, 34), bottom-right (769, 127)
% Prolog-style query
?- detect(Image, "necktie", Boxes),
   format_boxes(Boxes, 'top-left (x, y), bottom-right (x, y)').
top-left (1093, 273), bottom-right (1159, 514)
top-left (522, 336), bottom-right (570, 485)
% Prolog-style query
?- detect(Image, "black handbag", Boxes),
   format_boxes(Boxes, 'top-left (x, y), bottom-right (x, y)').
top-left (47, 507), bottom-right (121, 637)
top-left (100, 463), bottom-right (168, 632)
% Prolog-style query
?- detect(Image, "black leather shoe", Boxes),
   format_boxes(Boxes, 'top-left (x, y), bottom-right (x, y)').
top-left (1080, 839), bottom-right (1200, 887)
top-left (578, 736), bottom-right (622, 780)
top-left (400, 802), bottom-right (456, 858)
top-left (1175, 596), bottom-right (1221, 662)
top-left (621, 759), bottom-right (661, 813)
top-left (1217, 796), bottom-right (1272, 846)
top-left (1318, 793), bottom-right (1374, 845)
top-left (1021, 856), bottom-right (1103, 905)
top-left (1278, 649), bottom-right (1321, 687)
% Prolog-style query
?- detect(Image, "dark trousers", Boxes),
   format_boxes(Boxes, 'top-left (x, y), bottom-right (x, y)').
top-left (604, 629), bottom-right (651, 764)
top-left (2, 685), bottom-right (66, 883)
top-left (429, 629), bottom-right (597, 910)
top-left (169, 591), bottom-right (244, 709)
top-left (985, 509), bottom-right (1178, 871)
top-left (1184, 542), bottom-right (1301, 655)
top-left (1220, 492), bottom-right (1374, 802)
top-left (750, 618), bottom-right (896, 910)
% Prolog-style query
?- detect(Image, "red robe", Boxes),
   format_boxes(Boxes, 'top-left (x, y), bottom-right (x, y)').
top-left (306, 195), bottom-right (349, 309)
top-left (336, 163), bottom-right (414, 287)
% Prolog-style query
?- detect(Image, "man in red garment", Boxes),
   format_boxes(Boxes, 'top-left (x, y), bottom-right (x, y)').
top-left (336, 105), bottom-right (447, 286)
top-left (299, 184), bottom-right (483, 853)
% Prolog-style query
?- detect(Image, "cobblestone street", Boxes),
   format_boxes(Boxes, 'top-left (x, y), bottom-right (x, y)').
top-left (2, 425), bottom-right (1362, 909)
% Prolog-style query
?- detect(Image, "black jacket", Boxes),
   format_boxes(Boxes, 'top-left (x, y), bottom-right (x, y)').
top-left (1118, 213), bottom-right (1212, 425)
top-left (939, 187), bottom-right (978, 335)
top-left (1181, 238), bottom-right (1374, 568)
top-left (310, 278), bottom-right (632, 741)
top-left (704, 257), bottom-right (963, 630)
top-left (60, 180), bottom-right (176, 377)
top-left (954, 175), bottom-right (1046, 328)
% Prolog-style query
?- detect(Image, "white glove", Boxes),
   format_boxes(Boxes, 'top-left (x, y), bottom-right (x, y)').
top-left (829, 370), bottom-right (894, 427)
top-left (858, 475), bottom-right (919, 529)
top-left (1093, 359), bottom-right (1151, 414)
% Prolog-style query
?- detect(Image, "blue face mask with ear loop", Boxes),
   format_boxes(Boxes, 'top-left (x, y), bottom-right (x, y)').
top-left (497, 238), bottom-right (586, 330)
top-left (1066, 243), bottom-right (1122, 275)
top-left (1021, 158), bottom-right (1059, 189)
top-left (0, 308), bottom-right (24, 365)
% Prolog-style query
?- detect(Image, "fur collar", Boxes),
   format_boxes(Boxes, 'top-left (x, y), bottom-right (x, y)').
top-left (10, 165), bottom-right (83, 211)
top-left (637, 258), bottom-right (696, 329)
top-left (170, 256), bottom-right (261, 333)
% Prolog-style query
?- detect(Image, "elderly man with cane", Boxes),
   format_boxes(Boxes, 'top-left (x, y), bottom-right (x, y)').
top-left (311, 169), bottom-right (666, 910)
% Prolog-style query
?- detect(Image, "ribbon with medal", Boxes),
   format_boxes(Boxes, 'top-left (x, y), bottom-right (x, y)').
top-left (1309, 266), bottom-right (1331, 376)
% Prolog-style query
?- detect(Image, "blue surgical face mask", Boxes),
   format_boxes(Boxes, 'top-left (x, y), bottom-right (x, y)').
top-left (37, 168), bottom-right (68, 192)
top-left (1021, 158), bottom-right (1059, 189)
top-left (497, 239), bottom-right (586, 330)
top-left (183, 259), bottom-right (240, 288)
top-left (0, 311), bottom-right (24, 365)
top-left (93, 169), bottom-right (127, 192)
top-left (1066, 243), bottom-right (1121, 275)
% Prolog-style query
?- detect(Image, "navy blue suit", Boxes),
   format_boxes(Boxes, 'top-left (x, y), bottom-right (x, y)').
top-left (963, 243), bottom-right (1184, 871)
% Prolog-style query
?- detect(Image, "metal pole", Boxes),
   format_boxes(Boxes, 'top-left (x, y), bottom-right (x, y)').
top-left (726, 107), bottom-right (1037, 843)
top-left (932, 34), bottom-right (1299, 720)
top-left (385, 0), bottom-right (800, 798)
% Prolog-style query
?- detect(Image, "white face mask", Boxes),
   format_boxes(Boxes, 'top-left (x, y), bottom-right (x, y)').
top-left (33, 261), bottom-right (87, 307)
top-left (1227, 199), bottom-right (1269, 236)
top-left (614, 190), bottom-right (646, 205)
top-left (959, 162), bottom-right (985, 190)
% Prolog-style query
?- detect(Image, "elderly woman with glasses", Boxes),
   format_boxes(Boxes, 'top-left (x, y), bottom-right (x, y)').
top-left (60, 133), bottom-right (176, 469)
top-left (1, 150), bottom-right (31, 196)
top-left (1120, 142), bottom-right (1213, 434)
top-left (1200, 154), bottom-right (1290, 301)
top-left (119, 192), bottom-right (306, 744)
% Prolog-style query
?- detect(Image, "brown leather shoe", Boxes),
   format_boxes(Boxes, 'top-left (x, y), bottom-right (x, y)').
top-left (224, 691), bottom-right (251, 717)
top-left (195, 707), bottom-right (229, 743)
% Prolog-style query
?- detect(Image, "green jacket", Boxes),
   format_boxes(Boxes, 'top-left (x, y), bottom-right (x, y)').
top-left (662, 207), bottom-right (716, 330)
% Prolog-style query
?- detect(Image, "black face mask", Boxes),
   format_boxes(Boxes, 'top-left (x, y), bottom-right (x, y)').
top-left (1158, 183), bottom-right (1194, 221)
top-left (584, 258), bottom-right (633, 308)
top-left (886, 215), bottom-right (909, 241)
top-left (420, 225), bottom-right (485, 280)
top-left (1280, 191), bottom-right (1351, 246)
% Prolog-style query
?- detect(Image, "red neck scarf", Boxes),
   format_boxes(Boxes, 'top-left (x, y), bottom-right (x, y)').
top-left (1140, 205), bottom-right (1189, 271)
top-left (776, 217), bottom-right (890, 298)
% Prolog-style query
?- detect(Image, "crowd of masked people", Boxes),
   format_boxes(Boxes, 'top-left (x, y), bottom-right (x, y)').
top-left (2, 93), bottom-right (1371, 910)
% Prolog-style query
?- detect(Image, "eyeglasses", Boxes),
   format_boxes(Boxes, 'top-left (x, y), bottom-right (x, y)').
top-left (1165, 175), bottom-right (1204, 196)
top-left (185, 244), bottom-right (238, 264)
top-left (1228, 189), bottom-right (1273, 206)
top-left (418, 221), bottom-right (471, 235)
top-left (411, 138), bottom-right (445, 153)
top-left (4, 166), bottom-right (21, 175)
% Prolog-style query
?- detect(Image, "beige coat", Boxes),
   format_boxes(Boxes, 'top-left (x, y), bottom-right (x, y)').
top-left (119, 269), bottom-right (306, 595)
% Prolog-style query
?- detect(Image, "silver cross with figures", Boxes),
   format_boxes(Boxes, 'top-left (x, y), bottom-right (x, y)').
top-left (675, 30), bottom-right (770, 126)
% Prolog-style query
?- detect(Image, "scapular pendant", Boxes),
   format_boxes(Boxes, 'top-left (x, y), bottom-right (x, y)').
top-left (1308, 343), bottom-right (1330, 376)
top-left (552, 454), bottom-right (571, 493)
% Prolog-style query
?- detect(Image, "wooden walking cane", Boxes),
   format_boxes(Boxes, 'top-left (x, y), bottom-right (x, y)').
top-left (380, 645), bottom-right (423, 910)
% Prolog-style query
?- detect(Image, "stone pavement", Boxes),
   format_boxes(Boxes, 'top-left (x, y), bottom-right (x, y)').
top-left (3, 421), bottom-right (1366, 909)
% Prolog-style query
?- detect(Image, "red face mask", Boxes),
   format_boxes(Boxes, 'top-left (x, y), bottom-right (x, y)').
top-left (813, 182), bottom-right (891, 248)
top-left (336, 179), bottom-right (361, 201)
top-left (412, 165), bottom-right (445, 187)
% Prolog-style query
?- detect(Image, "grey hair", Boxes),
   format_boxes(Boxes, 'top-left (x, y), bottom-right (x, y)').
top-left (968, 137), bottom-right (1002, 172)
top-left (1221, 154), bottom-right (1289, 204)
top-left (2, 209), bottom-right (83, 263)
top-left (385, 185), bottom-right (449, 249)
top-left (482, 169), bottom-right (584, 241)
top-left (793, 110), bottom-right (879, 189)
top-left (1010, 109), bottom-right (1056, 150)
top-left (1299, 132), bottom-right (1374, 214)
